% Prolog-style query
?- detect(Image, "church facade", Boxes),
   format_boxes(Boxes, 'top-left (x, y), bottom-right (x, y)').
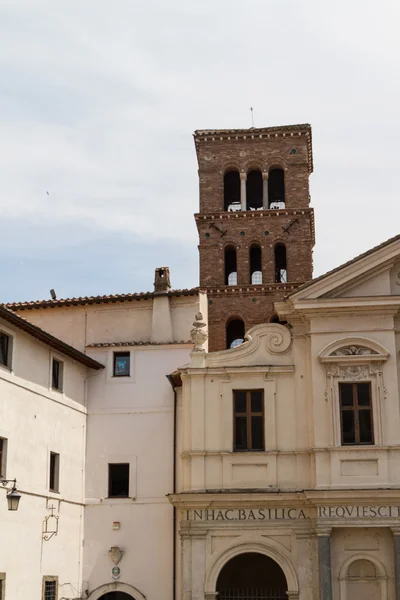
top-left (170, 233), bottom-right (400, 600)
top-left (170, 236), bottom-right (400, 600)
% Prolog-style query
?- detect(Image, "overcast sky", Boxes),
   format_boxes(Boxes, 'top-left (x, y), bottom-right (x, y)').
top-left (1, 0), bottom-right (399, 302)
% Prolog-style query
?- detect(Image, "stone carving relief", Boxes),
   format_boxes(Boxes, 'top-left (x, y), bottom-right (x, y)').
top-left (190, 312), bottom-right (208, 352)
top-left (331, 345), bottom-right (377, 357)
top-left (109, 546), bottom-right (124, 566)
top-left (264, 324), bottom-right (292, 355)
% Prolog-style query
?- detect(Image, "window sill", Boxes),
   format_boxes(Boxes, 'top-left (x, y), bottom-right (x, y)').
top-left (49, 489), bottom-right (60, 494)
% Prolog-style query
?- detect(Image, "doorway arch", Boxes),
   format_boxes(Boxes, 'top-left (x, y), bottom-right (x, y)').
top-left (216, 552), bottom-right (287, 600)
top-left (206, 541), bottom-right (299, 599)
top-left (99, 594), bottom-right (135, 599)
top-left (88, 582), bottom-right (145, 600)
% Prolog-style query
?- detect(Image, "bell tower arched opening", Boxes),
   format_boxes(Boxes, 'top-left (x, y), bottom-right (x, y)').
top-left (268, 168), bottom-right (285, 208)
top-left (274, 243), bottom-right (287, 283)
top-left (216, 552), bottom-right (288, 600)
top-left (224, 170), bottom-right (241, 211)
top-left (249, 243), bottom-right (262, 284)
top-left (246, 170), bottom-right (263, 210)
top-left (225, 245), bottom-right (238, 285)
top-left (226, 318), bottom-right (245, 349)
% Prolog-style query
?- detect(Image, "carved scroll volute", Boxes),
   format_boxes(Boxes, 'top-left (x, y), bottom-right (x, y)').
top-left (264, 324), bottom-right (292, 355)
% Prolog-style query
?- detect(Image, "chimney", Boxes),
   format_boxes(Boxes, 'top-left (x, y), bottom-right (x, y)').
top-left (154, 267), bottom-right (171, 295)
top-left (151, 267), bottom-right (173, 343)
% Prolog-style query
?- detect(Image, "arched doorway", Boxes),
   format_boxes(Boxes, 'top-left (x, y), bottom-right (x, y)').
top-left (99, 594), bottom-right (135, 600)
top-left (216, 552), bottom-right (288, 600)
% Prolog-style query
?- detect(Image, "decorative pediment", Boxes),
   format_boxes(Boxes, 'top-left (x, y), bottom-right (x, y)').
top-left (318, 337), bottom-right (389, 365)
top-left (205, 323), bottom-right (292, 368)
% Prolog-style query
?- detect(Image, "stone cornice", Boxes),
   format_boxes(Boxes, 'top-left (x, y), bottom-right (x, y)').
top-left (195, 208), bottom-right (314, 222)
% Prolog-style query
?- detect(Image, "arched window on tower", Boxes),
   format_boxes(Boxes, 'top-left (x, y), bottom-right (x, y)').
top-left (224, 170), bottom-right (241, 211)
top-left (274, 243), bottom-right (287, 283)
top-left (249, 244), bottom-right (262, 284)
top-left (224, 246), bottom-right (237, 285)
top-left (226, 318), bottom-right (245, 349)
top-left (268, 168), bottom-right (285, 209)
top-left (246, 170), bottom-right (263, 210)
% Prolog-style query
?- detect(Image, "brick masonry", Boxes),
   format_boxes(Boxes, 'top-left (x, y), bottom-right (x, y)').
top-left (193, 124), bottom-right (315, 352)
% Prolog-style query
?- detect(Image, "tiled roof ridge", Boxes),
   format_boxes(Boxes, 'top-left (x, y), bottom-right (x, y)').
top-left (0, 304), bottom-right (104, 370)
top-left (289, 232), bottom-right (400, 297)
top-left (87, 340), bottom-right (193, 347)
top-left (7, 287), bottom-right (200, 310)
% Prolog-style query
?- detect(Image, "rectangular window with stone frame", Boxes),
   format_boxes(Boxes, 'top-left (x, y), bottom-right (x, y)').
top-left (233, 390), bottom-right (264, 451)
top-left (339, 382), bottom-right (374, 445)
top-left (42, 576), bottom-right (58, 600)
top-left (0, 573), bottom-right (5, 600)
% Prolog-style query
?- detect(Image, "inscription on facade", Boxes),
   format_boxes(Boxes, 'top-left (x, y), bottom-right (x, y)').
top-left (184, 506), bottom-right (400, 521)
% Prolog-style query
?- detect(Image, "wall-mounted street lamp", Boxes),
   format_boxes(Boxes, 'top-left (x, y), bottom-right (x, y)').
top-left (1, 479), bottom-right (21, 511)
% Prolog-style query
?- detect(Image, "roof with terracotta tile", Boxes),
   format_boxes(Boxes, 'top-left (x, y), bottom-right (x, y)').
top-left (87, 341), bottom-right (192, 348)
top-left (7, 288), bottom-right (200, 311)
top-left (289, 232), bottom-right (400, 298)
top-left (0, 304), bottom-right (104, 370)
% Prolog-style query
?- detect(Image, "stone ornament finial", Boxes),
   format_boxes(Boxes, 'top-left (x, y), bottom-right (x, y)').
top-left (190, 312), bottom-right (208, 352)
top-left (109, 546), bottom-right (124, 566)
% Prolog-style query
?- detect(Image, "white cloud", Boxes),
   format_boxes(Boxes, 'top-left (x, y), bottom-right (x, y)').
top-left (0, 0), bottom-right (399, 282)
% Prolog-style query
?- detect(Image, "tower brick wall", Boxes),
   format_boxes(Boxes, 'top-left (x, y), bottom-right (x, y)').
top-left (194, 124), bottom-right (315, 351)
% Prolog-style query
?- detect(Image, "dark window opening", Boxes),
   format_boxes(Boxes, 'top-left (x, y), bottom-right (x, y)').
top-left (224, 246), bottom-right (237, 285)
top-left (113, 352), bottom-right (130, 377)
top-left (249, 244), bottom-right (262, 284)
top-left (269, 314), bottom-right (288, 326)
top-left (234, 390), bottom-right (264, 451)
top-left (49, 452), bottom-right (60, 492)
top-left (226, 319), bottom-right (245, 349)
top-left (52, 358), bottom-right (63, 391)
top-left (274, 243), bottom-right (287, 283)
top-left (0, 332), bottom-right (10, 369)
top-left (108, 463), bottom-right (130, 497)
top-left (268, 168), bottom-right (285, 208)
top-left (246, 170), bottom-right (263, 210)
top-left (0, 438), bottom-right (6, 479)
top-left (340, 382), bottom-right (373, 445)
top-left (224, 170), bottom-right (241, 211)
top-left (43, 579), bottom-right (57, 600)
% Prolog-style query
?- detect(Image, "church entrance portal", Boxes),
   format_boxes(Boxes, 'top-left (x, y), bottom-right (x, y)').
top-left (216, 552), bottom-right (288, 600)
top-left (99, 593), bottom-right (135, 600)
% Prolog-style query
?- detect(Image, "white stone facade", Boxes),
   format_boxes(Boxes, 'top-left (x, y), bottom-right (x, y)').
top-left (170, 236), bottom-right (400, 600)
top-left (3, 280), bottom-right (206, 600)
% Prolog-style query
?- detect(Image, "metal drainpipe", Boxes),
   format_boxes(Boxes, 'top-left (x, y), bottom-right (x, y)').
top-left (167, 375), bottom-right (177, 600)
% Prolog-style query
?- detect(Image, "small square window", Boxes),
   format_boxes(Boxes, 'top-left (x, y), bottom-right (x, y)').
top-left (108, 463), bottom-right (130, 497)
top-left (0, 332), bottom-right (11, 369)
top-left (0, 438), bottom-right (7, 479)
top-left (113, 352), bottom-right (130, 377)
top-left (52, 359), bottom-right (63, 391)
top-left (49, 452), bottom-right (60, 492)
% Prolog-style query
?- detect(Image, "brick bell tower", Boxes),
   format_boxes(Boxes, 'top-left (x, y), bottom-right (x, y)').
top-left (194, 123), bottom-right (315, 352)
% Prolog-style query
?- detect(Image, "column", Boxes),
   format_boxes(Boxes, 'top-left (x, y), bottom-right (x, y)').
top-left (240, 172), bottom-right (247, 211)
top-left (392, 528), bottom-right (400, 600)
top-left (262, 172), bottom-right (269, 208)
top-left (296, 530), bottom-right (316, 600)
top-left (181, 532), bottom-right (192, 600)
top-left (191, 532), bottom-right (207, 600)
top-left (317, 529), bottom-right (333, 600)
